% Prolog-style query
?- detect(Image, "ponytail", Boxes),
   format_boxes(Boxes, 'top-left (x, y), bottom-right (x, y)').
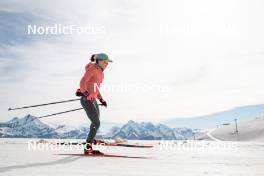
top-left (91, 54), bottom-right (97, 62)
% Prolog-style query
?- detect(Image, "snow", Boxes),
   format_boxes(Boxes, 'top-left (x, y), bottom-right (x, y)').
top-left (0, 138), bottom-right (264, 176)
top-left (200, 117), bottom-right (264, 142)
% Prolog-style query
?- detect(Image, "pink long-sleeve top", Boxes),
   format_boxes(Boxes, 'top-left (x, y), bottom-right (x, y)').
top-left (80, 63), bottom-right (104, 99)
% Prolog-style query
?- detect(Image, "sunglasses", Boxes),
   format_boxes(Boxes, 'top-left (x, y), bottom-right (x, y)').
top-left (102, 60), bottom-right (109, 64)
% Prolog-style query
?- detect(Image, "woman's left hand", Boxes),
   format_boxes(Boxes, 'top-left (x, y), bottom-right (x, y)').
top-left (99, 99), bottom-right (107, 108)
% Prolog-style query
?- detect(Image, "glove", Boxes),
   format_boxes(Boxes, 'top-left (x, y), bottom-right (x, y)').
top-left (99, 98), bottom-right (107, 108)
top-left (75, 89), bottom-right (83, 97)
top-left (86, 93), bottom-right (97, 101)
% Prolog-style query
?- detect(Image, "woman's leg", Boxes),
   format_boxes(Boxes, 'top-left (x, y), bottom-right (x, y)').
top-left (94, 100), bottom-right (100, 118)
top-left (80, 97), bottom-right (100, 143)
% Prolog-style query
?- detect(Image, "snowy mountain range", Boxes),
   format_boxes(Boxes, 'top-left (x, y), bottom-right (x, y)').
top-left (0, 115), bottom-right (90, 139)
top-left (0, 115), bottom-right (199, 140)
top-left (104, 120), bottom-right (197, 140)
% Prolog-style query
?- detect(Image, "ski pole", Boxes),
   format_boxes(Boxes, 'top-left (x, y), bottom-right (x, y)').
top-left (8, 98), bottom-right (81, 111)
top-left (36, 104), bottom-right (103, 119)
top-left (38, 107), bottom-right (84, 118)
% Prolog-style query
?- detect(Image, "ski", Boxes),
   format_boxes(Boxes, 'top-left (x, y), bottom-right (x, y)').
top-left (56, 153), bottom-right (152, 159)
top-left (53, 141), bottom-right (154, 148)
top-left (104, 143), bottom-right (153, 148)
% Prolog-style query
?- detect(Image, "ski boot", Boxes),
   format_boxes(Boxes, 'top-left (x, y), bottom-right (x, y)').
top-left (84, 142), bottom-right (104, 155)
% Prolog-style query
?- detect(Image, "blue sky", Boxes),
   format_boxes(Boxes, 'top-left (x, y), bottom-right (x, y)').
top-left (1, 0), bottom-right (264, 126)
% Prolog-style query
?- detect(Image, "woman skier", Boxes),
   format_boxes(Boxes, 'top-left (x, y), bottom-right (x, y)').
top-left (76, 53), bottom-right (112, 154)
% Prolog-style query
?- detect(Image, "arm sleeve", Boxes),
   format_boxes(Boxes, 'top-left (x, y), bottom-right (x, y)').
top-left (97, 90), bottom-right (103, 100)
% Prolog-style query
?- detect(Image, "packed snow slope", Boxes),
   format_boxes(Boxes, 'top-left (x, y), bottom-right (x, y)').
top-left (0, 139), bottom-right (264, 176)
top-left (209, 117), bottom-right (264, 142)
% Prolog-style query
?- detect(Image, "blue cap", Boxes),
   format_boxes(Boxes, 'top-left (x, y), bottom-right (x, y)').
top-left (96, 53), bottom-right (113, 62)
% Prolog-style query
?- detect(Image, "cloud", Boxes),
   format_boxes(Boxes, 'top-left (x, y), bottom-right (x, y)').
top-left (1, 0), bottom-right (264, 125)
